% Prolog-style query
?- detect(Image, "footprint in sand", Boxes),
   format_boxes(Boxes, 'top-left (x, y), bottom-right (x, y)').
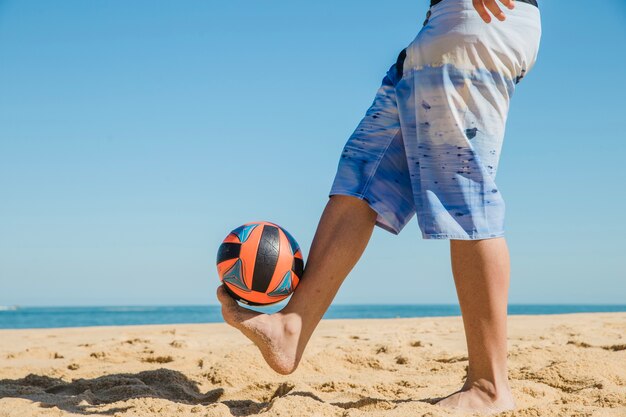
top-left (170, 340), bottom-right (187, 349)
top-left (123, 338), bottom-right (150, 345)
top-left (395, 355), bottom-right (408, 365)
top-left (603, 344), bottom-right (626, 352)
top-left (141, 356), bottom-right (174, 364)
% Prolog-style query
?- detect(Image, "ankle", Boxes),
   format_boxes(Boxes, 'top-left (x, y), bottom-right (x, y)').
top-left (278, 312), bottom-right (302, 336)
top-left (463, 377), bottom-right (511, 399)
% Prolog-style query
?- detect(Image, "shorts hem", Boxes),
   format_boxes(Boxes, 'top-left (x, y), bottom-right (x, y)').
top-left (328, 192), bottom-right (505, 241)
top-left (328, 190), bottom-right (406, 235)
top-left (421, 232), bottom-right (505, 240)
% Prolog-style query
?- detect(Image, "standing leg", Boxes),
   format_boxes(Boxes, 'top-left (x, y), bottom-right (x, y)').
top-left (437, 237), bottom-right (515, 412)
top-left (217, 195), bottom-right (377, 374)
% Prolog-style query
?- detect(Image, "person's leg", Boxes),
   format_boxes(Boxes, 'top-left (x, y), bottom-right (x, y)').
top-left (398, 3), bottom-right (539, 409)
top-left (436, 237), bottom-right (515, 412)
top-left (217, 195), bottom-right (377, 374)
top-left (218, 56), bottom-right (415, 374)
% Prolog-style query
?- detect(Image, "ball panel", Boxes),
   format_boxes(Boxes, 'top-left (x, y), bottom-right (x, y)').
top-left (221, 259), bottom-right (251, 292)
top-left (231, 223), bottom-right (258, 243)
top-left (217, 258), bottom-right (238, 279)
top-left (280, 226), bottom-right (301, 255)
top-left (250, 225), bottom-right (280, 293)
top-left (238, 223), bottom-right (265, 291)
top-left (267, 270), bottom-right (293, 297)
top-left (292, 254), bottom-right (304, 280)
top-left (226, 282), bottom-right (289, 306)
top-left (242, 291), bottom-right (289, 305)
top-left (265, 228), bottom-right (294, 295)
top-left (216, 242), bottom-right (241, 265)
top-left (290, 271), bottom-right (300, 290)
top-left (222, 285), bottom-right (275, 306)
top-left (222, 233), bottom-right (241, 244)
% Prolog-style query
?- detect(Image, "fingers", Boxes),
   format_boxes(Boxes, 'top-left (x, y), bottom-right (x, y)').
top-left (472, 0), bottom-right (492, 23)
top-left (473, 0), bottom-right (515, 24)
top-left (484, 0), bottom-right (506, 21)
top-left (499, 0), bottom-right (515, 10)
top-left (216, 285), bottom-right (234, 305)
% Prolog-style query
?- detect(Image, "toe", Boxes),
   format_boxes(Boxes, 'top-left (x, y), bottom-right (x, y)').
top-left (216, 285), bottom-right (236, 306)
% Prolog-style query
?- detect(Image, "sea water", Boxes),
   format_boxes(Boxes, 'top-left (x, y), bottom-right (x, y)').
top-left (1, 305), bottom-right (625, 329)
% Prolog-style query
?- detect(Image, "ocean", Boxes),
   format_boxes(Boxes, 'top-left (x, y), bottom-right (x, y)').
top-left (1, 305), bottom-right (625, 329)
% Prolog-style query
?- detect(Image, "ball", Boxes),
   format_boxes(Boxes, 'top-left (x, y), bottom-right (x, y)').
top-left (216, 222), bottom-right (304, 305)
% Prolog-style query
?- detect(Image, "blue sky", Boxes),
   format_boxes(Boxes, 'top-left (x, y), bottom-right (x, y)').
top-left (1, 0), bottom-right (625, 306)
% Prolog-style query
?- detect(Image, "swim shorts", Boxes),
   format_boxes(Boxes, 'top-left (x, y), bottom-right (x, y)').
top-left (329, 0), bottom-right (542, 239)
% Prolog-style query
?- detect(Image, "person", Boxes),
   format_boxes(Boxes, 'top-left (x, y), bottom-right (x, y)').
top-left (217, 0), bottom-right (542, 413)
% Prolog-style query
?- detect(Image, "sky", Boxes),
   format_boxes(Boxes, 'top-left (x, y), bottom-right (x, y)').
top-left (1, 0), bottom-right (625, 306)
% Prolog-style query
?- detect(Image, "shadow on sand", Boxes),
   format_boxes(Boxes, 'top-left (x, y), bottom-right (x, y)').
top-left (0, 369), bottom-right (224, 415)
top-left (0, 369), bottom-right (443, 416)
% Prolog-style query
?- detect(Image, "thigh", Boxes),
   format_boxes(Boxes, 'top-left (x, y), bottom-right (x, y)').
top-left (329, 70), bottom-right (416, 235)
top-left (394, 0), bottom-right (541, 239)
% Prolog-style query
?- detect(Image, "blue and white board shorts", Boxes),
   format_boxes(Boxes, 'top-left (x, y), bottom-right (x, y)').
top-left (330, 0), bottom-right (542, 239)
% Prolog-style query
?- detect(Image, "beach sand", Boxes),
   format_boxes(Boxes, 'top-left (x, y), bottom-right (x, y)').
top-left (0, 313), bottom-right (624, 416)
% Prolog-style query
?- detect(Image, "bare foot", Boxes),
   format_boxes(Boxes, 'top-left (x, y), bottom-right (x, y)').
top-left (216, 286), bottom-right (303, 375)
top-left (436, 379), bottom-right (515, 414)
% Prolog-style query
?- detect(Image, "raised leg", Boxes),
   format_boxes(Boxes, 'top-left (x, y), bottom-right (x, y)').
top-left (437, 237), bottom-right (515, 413)
top-left (217, 195), bottom-right (377, 374)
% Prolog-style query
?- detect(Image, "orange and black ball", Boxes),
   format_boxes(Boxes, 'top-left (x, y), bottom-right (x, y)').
top-left (216, 222), bottom-right (303, 305)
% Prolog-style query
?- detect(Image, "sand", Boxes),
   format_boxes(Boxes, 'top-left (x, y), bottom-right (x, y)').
top-left (0, 313), bottom-right (625, 417)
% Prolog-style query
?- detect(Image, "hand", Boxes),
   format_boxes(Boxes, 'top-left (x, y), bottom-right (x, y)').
top-left (472, 0), bottom-right (515, 23)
